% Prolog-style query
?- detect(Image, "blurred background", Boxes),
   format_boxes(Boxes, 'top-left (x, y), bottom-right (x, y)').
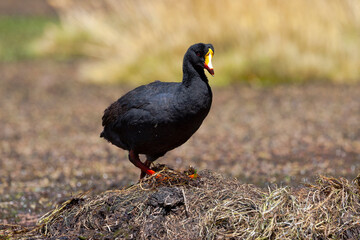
top-left (2, 0), bottom-right (360, 85)
top-left (1, 0), bottom-right (359, 227)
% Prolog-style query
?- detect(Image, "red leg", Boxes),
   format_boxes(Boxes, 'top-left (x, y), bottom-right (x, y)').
top-left (128, 150), bottom-right (155, 178)
top-left (140, 159), bottom-right (153, 179)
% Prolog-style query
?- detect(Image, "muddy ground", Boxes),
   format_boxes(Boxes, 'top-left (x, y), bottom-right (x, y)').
top-left (0, 61), bottom-right (359, 230)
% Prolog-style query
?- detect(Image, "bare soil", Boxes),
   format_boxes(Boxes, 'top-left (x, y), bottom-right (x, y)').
top-left (0, 61), bottom-right (359, 235)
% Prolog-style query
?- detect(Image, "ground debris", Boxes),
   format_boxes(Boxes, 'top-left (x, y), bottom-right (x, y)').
top-left (2, 168), bottom-right (360, 239)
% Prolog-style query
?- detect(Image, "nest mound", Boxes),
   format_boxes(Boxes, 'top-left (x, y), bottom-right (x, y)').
top-left (5, 167), bottom-right (360, 239)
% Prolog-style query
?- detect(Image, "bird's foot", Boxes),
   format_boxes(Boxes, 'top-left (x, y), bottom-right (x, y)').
top-left (187, 173), bottom-right (198, 179)
top-left (142, 169), bottom-right (168, 181)
top-left (153, 172), bottom-right (168, 181)
top-left (186, 167), bottom-right (198, 179)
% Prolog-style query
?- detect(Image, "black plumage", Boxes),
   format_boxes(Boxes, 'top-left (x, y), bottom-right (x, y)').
top-left (100, 43), bottom-right (215, 178)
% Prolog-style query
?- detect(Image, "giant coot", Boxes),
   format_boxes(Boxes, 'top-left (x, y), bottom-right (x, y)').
top-left (100, 43), bottom-right (214, 178)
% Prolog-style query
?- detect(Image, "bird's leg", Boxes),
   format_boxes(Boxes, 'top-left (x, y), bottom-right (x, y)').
top-left (128, 150), bottom-right (155, 178)
top-left (139, 159), bottom-right (153, 179)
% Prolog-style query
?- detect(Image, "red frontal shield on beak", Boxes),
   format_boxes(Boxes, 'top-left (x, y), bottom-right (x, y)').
top-left (204, 48), bottom-right (214, 76)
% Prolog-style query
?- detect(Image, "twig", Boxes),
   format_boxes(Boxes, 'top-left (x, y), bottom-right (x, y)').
top-left (181, 187), bottom-right (189, 217)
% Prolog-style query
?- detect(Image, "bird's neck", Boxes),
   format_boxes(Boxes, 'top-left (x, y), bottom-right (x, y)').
top-left (182, 61), bottom-right (208, 87)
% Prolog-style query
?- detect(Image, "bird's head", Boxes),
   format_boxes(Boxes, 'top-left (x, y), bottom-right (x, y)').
top-left (186, 43), bottom-right (215, 76)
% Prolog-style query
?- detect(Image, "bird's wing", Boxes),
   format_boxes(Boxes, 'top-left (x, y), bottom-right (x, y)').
top-left (103, 81), bottom-right (178, 128)
top-left (118, 91), bottom-right (177, 127)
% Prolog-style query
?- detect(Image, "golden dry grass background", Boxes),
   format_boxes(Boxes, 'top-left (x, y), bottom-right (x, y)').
top-left (35, 0), bottom-right (360, 86)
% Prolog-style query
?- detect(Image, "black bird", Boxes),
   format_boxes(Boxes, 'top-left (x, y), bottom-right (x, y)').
top-left (100, 43), bottom-right (214, 178)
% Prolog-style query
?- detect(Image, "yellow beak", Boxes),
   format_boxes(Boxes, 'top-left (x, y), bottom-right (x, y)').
top-left (204, 48), bottom-right (214, 76)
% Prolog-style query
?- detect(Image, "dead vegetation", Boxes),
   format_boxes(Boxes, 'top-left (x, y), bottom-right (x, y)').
top-left (2, 167), bottom-right (360, 239)
top-left (34, 0), bottom-right (360, 85)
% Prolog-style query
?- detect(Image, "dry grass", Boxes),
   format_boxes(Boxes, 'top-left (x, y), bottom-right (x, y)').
top-left (3, 168), bottom-right (360, 239)
top-left (33, 0), bottom-right (360, 86)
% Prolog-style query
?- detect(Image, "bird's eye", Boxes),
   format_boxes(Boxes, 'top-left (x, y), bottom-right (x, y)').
top-left (196, 52), bottom-right (201, 57)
